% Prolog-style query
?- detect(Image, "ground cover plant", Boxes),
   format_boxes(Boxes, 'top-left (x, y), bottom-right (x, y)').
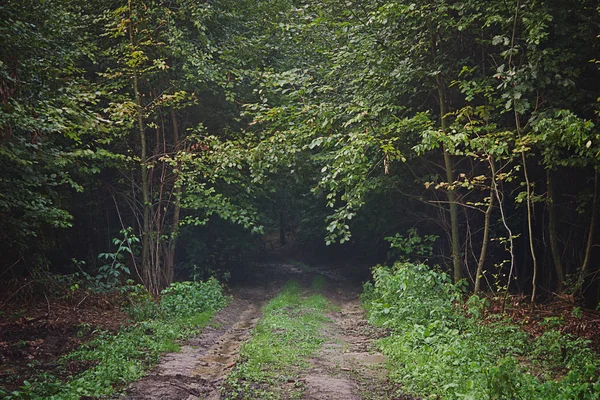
top-left (362, 262), bottom-right (600, 399)
top-left (0, 279), bottom-right (228, 399)
top-left (222, 278), bottom-right (331, 399)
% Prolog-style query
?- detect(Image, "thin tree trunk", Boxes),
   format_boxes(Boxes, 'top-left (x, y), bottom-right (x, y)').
top-left (490, 160), bottom-right (516, 312)
top-left (581, 168), bottom-right (598, 275)
top-left (129, 0), bottom-right (153, 293)
top-left (521, 150), bottom-right (538, 309)
top-left (428, 23), bottom-right (461, 283)
top-left (437, 79), bottom-right (462, 283)
top-left (165, 107), bottom-right (182, 286)
top-left (547, 169), bottom-right (564, 291)
top-left (475, 157), bottom-right (495, 294)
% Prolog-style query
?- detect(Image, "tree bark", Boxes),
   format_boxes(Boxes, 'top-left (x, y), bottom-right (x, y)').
top-left (581, 167), bottom-right (598, 275)
top-left (129, 0), bottom-right (154, 293)
top-left (428, 22), bottom-right (461, 283)
top-left (521, 151), bottom-right (538, 308)
top-left (546, 169), bottom-right (564, 291)
top-left (437, 78), bottom-right (462, 283)
top-left (165, 107), bottom-right (182, 286)
top-left (474, 157), bottom-right (495, 294)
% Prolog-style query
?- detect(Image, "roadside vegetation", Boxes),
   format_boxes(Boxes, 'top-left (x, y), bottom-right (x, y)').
top-left (0, 279), bottom-right (228, 399)
top-left (362, 262), bottom-right (600, 399)
top-left (222, 278), bottom-right (332, 399)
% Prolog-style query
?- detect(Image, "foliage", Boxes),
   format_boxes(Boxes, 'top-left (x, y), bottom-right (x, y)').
top-left (362, 262), bottom-right (600, 399)
top-left (122, 283), bottom-right (162, 322)
top-left (222, 279), bottom-right (331, 399)
top-left (91, 228), bottom-right (139, 292)
top-left (0, 0), bottom-right (98, 268)
top-left (385, 228), bottom-right (439, 262)
top-left (160, 278), bottom-right (228, 319)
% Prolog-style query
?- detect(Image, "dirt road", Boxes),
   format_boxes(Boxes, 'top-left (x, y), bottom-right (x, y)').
top-left (123, 263), bottom-right (408, 400)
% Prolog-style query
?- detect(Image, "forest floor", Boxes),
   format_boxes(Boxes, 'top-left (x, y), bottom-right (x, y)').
top-left (0, 286), bottom-right (131, 392)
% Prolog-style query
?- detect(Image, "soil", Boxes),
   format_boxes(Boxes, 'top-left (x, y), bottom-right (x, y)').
top-left (122, 283), bottom-right (272, 399)
top-left (486, 294), bottom-right (600, 352)
top-left (0, 291), bottom-right (130, 391)
top-left (299, 263), bottom-right (414, 400)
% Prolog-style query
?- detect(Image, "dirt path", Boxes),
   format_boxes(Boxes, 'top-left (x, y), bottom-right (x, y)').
top-left (123, 283), bottom-right (273, 400)
top-left (299, 264), bottom-right (411, 400)
top-left (122, 263), bottom-right (409, 400)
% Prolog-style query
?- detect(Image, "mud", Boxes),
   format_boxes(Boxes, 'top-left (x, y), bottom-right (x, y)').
top-left (123, 281), bottom-right (273, 400)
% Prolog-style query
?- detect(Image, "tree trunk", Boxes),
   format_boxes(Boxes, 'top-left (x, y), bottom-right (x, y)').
top-left (521, 151), bottom-right (538, 308)
top-left (129, 0), bottom-right (154, 293)
top-left (474, 157), bottom-right (495, 294)
top-left (428, 22), bottom-right (461, 283)
top-left (436, 78), bottom-right (462, 283)
top-left (547, 169), bottom-right (564, 292)
top-left (165, 107), bottom-right (182, 286)
top-left (581, 167), bottom-right (598, 275)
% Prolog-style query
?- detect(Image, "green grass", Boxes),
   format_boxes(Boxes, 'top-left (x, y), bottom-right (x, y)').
top-left (222, 279), bottom-right (332, 399)
top-left (311, 274), bottom-right (327, 291)
top-left (1, 280), bottom-right (228, 400)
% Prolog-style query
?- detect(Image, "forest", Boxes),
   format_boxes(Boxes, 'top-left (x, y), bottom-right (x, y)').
top-left (1, 0), bottom-right (600, 399)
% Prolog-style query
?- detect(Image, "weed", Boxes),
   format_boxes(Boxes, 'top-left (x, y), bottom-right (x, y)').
top-left (362, 262), bottom-right (600, 399)
top-left (222, 280), bottom-right (330, 399)
top-left (161, 278), bottom-right (228, 318)
top-left (311, 274), bottom-right (327, 291)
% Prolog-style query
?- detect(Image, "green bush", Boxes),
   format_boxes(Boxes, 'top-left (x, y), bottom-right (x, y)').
top-left (362, 262), bottom-right (600, 399)
top-left (160, 278), bottom-right (228, 318)
top-left (123, 284), bottom-right (162, 321)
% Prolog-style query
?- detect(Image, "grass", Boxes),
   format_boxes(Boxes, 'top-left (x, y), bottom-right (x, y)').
top-left (222, 278), bottom-right (332, 399)
top-left (0, 280), bottom-right (227, 400)
top-left (311, 274), bottom-right (327, 291)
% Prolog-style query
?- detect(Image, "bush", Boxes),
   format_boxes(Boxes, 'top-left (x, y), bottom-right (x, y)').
top-left (362, 262), bottom-right (600, 399)
top-left (160, 278), bottom-right (228, 318)
top-left (123, 284), bottom-right (162, 321)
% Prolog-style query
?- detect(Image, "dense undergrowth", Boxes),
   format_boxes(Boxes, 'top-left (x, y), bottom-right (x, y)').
top-left (222, 278), bottom-right (331, 399)
top-left (0, 279), bottom-right (228, 400)
top-left (362, 262), bottom-right (600, 400)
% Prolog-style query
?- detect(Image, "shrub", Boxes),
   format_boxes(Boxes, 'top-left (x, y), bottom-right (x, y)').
top-left (363, 262), bottom-right (600, 399)
top-left (160, 278), bottom-right (228, 318)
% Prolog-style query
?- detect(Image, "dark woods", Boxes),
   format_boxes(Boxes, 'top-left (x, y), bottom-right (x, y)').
top-left (1, 0), bottom-right (600, 306)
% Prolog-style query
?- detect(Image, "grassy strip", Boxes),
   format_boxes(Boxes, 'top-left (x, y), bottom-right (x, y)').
top-left (362, 263), bottom-right (600, 400)
top-left (222, 278), bottom-right (331, 400)
top-left (1, 280), bottom-right (228, 400)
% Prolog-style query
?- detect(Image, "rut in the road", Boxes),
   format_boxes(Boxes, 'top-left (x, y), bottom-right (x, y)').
top-left (123, 263), bottom-right (411, 400)
top-left (123, 284), bottom-right (270, 400)
top-left (300, 264), bottom-right (411, 400)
